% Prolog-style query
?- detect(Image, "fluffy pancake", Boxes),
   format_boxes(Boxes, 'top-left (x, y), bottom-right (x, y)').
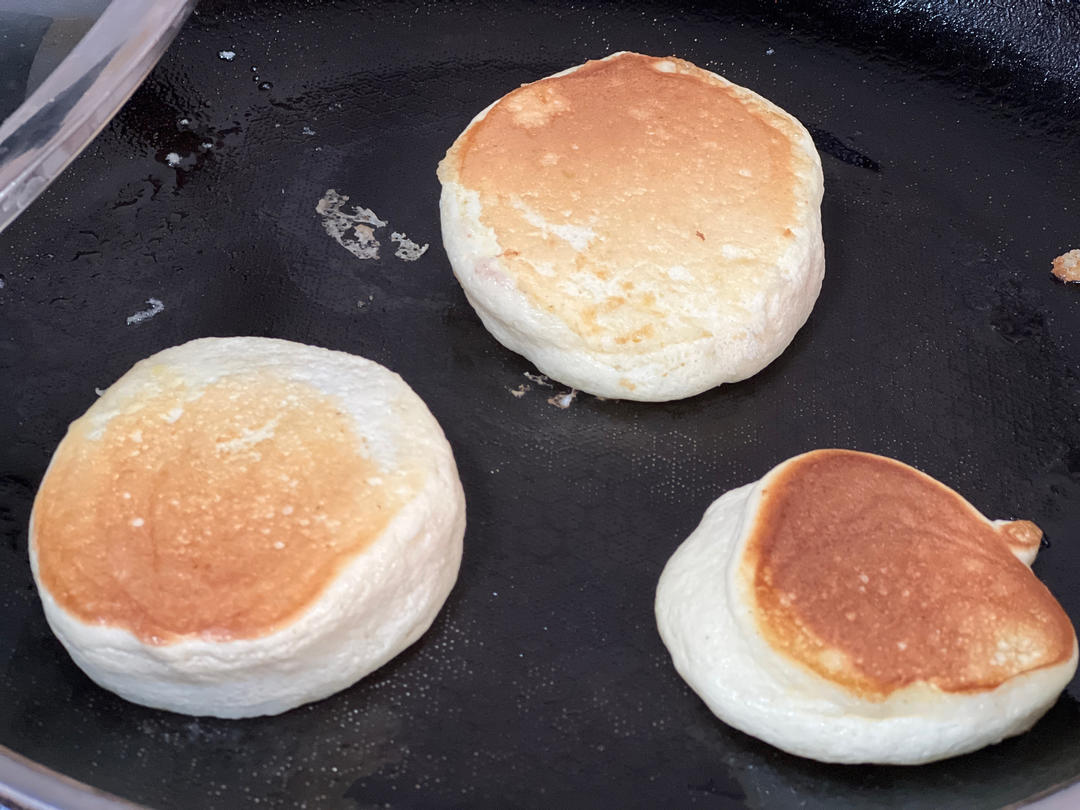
top-left (30, 337), bottom-right (465, 718)
top-left (655, 449), bottom-right (1077, 764)
top-left (438, 51), bottom-right (825, 401)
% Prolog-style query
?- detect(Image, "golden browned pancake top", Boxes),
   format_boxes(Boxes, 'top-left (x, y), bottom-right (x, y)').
top-left (32, 372), bottom-right (419, 645)
top-left (743, 450), bottom-right (1075, 697)
top-left (441, 52), bottom-right (811, 354)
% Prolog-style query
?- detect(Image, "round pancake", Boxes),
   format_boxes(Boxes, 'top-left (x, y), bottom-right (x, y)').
top-left (29, 337), bottom-right (465, 718)
top-left (655, 449), bottom-right (1077, 764)
top-left (438, 51), bottom-right (825, 401)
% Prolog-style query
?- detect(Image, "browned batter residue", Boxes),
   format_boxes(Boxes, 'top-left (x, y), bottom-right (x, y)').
top-left (32, 373), bottom-right (419, 645)
top-left (441, 53), bottom-right (810, 352)
top-left (743, 450), bottom-right (1075, 697)
top-left (1051, 249), bottom-right (1080, 283)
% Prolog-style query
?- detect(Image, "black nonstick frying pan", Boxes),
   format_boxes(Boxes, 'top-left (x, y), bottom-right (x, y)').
top-left (2, 1), bottom-right (1079, 807)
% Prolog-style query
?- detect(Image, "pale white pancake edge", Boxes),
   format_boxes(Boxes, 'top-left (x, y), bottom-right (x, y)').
top-left (438, 54), bottom-right (826, 401)
top-left (654, 461), bottom-right (1078, 764)
top-left (29, 337), bottom-right (466, 718)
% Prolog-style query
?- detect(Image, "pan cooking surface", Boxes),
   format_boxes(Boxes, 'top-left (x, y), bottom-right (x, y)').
top-left (1, 1), bottom-right (1078, 807)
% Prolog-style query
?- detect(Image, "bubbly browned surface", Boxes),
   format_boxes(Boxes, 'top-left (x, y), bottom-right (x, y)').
top-left (442, 52), bottom-right (809, 353)
top-left (744, 450), bottom-right (1075, 697)
top-left (33, 373), bottom-right (418, 645)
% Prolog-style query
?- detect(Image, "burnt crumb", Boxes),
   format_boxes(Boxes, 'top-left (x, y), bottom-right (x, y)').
top-left (547, 389), bottom-right (577, 409)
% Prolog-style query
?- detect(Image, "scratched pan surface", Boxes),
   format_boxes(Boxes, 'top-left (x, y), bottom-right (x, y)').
top-left (2, 0), bottom-right (1079, 807)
